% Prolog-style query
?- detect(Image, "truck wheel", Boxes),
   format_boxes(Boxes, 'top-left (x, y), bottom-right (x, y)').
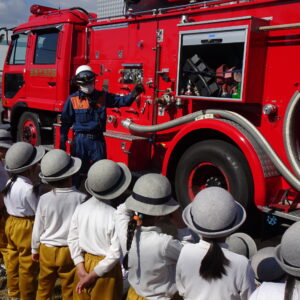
top-left (17, 112), bottom-right (41, 146)
top-left (175, 139), bottom-right (253, 209)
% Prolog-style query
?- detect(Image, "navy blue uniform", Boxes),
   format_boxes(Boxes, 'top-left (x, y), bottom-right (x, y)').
top-left (60, 89), bottom-right (135, 168)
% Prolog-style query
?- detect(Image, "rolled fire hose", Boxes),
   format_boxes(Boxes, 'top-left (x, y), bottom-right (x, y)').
top-left (122, 93), bottom-right (300, 191)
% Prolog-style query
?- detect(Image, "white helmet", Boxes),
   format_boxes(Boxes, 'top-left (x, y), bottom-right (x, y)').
top-left (74, 65), bottom-right (96, 85)
top-left (75, 65), bottom-right (94, 75)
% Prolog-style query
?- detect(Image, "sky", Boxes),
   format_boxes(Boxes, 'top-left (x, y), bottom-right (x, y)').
top-left (0, 0), bottom-right (97, 29)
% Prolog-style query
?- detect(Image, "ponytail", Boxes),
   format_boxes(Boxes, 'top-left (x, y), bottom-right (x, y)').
top-left (284, 275), bottom-right (295, 300)
top-left (2, 174), bottom-right (18, 196)
top-left (123, 213), bottom-right (143, 270)
top-left (199, 240), bottom-right (230, 281)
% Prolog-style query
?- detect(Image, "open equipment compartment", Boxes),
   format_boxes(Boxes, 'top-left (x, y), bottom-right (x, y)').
top-left (177, 17), bottom-right (268, 103)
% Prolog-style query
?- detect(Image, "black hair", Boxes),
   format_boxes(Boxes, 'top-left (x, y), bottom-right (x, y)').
top-left (2, 174), bottom-right (17, 196)
top-left (284, 275), bottom-right (295, 300)
top-left (123, 216), bottom-right (138, 270)
top-left (199, 240), bottom-right (230, 281)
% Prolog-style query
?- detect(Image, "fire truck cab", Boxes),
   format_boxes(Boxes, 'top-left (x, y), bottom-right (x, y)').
top-left (2, 0), bottom-right (300, 223)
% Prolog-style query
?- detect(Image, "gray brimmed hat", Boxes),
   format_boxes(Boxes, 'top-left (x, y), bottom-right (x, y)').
top-left (85, 159), bottom-right (132, 200)
top-left (275, 221), bottom-right (300, 277)
top-left (5, 142), bottom-right (45, 173)
top-left (125, 173), bottom-right (179, 216)
top-left (0, 129), bottom-right (13, 149)
top-left (251, 247), bottom-right (285, 282)
top-left (182, 187), bottom-right (246, 238)
top-left (226, 232), bottom-right (257, 259)
top-left (39, 149), bottom-right (81, 182)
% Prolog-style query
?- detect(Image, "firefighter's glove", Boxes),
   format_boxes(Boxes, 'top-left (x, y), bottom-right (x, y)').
top-left (132, 84), bottom-right (145, 99)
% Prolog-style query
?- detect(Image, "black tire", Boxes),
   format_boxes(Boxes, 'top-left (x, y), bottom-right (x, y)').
top-left (17, 112), bottom-right (41, 146)
top-left (175, 139), bottom-right (253, 209)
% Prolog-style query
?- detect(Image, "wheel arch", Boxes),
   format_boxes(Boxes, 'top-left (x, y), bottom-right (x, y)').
top-left (163, 119), bottom-right (266, 208)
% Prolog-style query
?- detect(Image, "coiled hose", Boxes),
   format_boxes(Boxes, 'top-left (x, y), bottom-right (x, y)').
top-left (122, 92), bottom-right (300, 191)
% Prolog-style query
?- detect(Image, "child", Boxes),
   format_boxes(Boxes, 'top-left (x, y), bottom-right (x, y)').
top-left (3, 141), bottom-right (45, 300)
top-left (115, 173), bottom-right (183, 299)
top-left (250, 247), bottom-right (285, 286)
top-left (68, 159), bottom-right (132, 300)
top-left (250, 222), bottom-right (300, 299)
top-left (0, 129), bottom-right (12, 192)
top-left (31, 149), bottom-right (87, 299)
top-left (0, 129), bottom-right (13, 286)
top-left (176, 187), bottom-right (256, 300)
top-left (226, 232), bottom-right (257, 259)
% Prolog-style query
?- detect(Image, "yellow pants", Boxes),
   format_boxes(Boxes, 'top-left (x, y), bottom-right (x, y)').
top-left (5, 215), bottom-right (38, 300)
top-left (126, 287), bottom-right (183, 300)
top-left (36, 244), bottom-right (76, 300)
top-left (0, 208), bottom-right (8, 266)
top-left (126, 287), bottom-right (147, 300)
top-left (73, 253), bottom-right (123, 300)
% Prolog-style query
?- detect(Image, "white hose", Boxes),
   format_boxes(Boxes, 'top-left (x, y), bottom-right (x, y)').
top-left (122, 101), bottom-right (300, 191)
top-left (283, 91), bottom-right (300, 178)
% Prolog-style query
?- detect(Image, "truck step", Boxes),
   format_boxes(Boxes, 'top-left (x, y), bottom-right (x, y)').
top-left (258, 205), bottom-right (300, 222)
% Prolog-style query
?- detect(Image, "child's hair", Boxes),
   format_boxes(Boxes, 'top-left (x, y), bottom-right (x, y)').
top-left (284, 275), bottom-right (295, 300)
top-left (199, 240), bottom-right (230, 281)
top-left (2, 174), bottom-right (18, 196)
top-left (123, 216), bottom-right (139, 270)
top-left (123, 213), bottom-right (157, 270)
top-left (3, 169), bottom-right (41, 197)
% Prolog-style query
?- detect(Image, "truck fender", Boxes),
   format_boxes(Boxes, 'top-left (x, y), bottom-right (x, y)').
top-left (162, 118), bottom-right (268, 208)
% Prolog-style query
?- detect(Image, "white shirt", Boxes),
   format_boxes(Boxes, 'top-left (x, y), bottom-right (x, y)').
top-left (0, 160), bottom-right (9, 191)
top-left (115, 203), bottom-right (183, 300)
top-left (4, 176), bottom-right (38, 217)
top-left (68, 197), bottom-right (121, 277)
top-left (176, 240), bottom-right (256, 300)
top-left (31, 187), bottom-right (87, 253)
top-left (250, 281), bottom-right (300, 300)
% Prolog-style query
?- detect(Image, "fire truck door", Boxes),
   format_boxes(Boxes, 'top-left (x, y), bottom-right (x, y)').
top-left (25, 28), bottom-right (60, 110)
top-left (2, 32), bottom-right (28, 103)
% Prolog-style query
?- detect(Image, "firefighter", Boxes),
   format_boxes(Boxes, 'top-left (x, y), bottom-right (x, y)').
top-left (60, 65), bottom-right (144, 171)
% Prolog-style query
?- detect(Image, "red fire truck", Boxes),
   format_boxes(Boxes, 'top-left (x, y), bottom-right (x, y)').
top-left (1, 0), bottom-right (300, 222)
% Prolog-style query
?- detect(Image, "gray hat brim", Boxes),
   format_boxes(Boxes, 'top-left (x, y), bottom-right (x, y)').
top-left (39, 157), bottom-right (82, 182)
top-left (182, 201), bottom-right (246, 238)
top-left (85, 162), bottom-right (131, 201)
top-left (275, 244), bottom-right (299, 277)
top-left (5, 146), bottom-right (45, 173)
top-left (0, 142), bottom-right (12, 149)
top-left (226, 232), bottom-right (257, 258)
top-left (125, 195), bottom-right (179, 216)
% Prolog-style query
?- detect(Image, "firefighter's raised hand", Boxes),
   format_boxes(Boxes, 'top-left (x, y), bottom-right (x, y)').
top-left (132, 83), bottom-right (145, 99)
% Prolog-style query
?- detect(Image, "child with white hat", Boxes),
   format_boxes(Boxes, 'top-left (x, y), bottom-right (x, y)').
top-left (176, 187), bottom-right (256, 300)
top-left (115, 173), bottom-right (183, 300)
top-left (226, 232), bottom-right (257, 259)
top-left (0, 129), bottom-right (13, 283)
top-left (0, 129), bottom-right (13, 192)
top-left (68, 159), bottom-right (132, 300)
top-left (31, 149), bottom-right (87, 299)
top-left (250, 221), bottom-right (300, 300)
top-left (250, 246), bottom-right (285, 286)
top-left (3, 141), bottom-right (45, 300)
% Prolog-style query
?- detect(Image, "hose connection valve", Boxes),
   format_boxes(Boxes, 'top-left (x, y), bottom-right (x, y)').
top-left (263, 104), bottom-right (277, 115)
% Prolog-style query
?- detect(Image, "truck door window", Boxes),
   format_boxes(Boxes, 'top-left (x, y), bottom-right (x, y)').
top-left (34, 31), bottom-right (59, 65)
top-left (7, 33), bottom-right (28, 65)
